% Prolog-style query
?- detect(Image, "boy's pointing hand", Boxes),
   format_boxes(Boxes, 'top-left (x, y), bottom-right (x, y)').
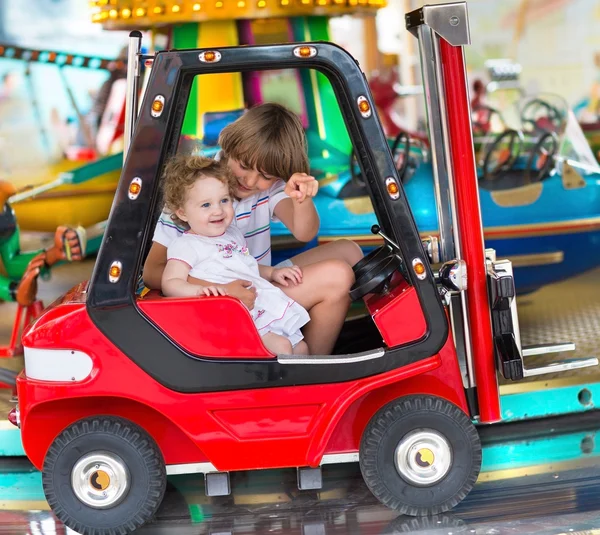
top-left (286, 172), bottom-right (318, 203)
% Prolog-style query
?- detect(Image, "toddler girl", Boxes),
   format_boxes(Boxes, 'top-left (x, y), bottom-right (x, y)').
top-left (161, 155), bottom-right (310, 355)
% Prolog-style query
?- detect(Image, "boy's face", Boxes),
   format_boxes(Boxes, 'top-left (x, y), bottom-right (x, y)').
top-left (227, 158), bottom-right (277, 199)
top-left (176, 176), bottom-right (234, 237)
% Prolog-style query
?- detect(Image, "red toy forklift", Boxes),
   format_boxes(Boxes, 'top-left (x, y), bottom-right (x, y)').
top-left (9, 3), bottom-right (598, 534)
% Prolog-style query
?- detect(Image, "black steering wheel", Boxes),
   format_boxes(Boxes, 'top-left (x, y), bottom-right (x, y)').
top-left (526, 131), bottom-right (558, 182)
top-left (482, 129), bottom-right (524, 180)
top-left (520, 98), bottom-right (563, 134)
top-left (390, 132), bottom-right (411, 182)
top-left (349, 226), bottom-right (403, 301)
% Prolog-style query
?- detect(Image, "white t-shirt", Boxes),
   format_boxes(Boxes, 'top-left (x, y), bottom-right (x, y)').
top-left (153, 179), bottom-right (289, 266)
top-left (167, 226), bottom-right (309, 346)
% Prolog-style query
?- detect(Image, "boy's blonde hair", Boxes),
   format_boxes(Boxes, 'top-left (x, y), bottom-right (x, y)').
top-left (219, 103), bottom-right (310, 180)
top-left (162, 155), bottom-right (235, 217)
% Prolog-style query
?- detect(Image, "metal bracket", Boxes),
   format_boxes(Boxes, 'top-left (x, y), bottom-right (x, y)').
top-left (405, 2), bottom-right (471, 46)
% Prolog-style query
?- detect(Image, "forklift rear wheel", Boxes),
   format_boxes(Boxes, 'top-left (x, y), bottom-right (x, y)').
top-left (360, 395), bottom-right (481, 516)
top-left (42, 416), bottom-right (167, 535)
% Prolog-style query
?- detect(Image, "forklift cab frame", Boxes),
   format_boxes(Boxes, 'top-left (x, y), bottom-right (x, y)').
top-left (12, 3), bottom-right (598, 534)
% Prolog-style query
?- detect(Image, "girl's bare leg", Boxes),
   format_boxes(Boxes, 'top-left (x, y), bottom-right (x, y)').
top-left (262, 332), bottom-right (293, 355)
top-left (276, 259), bottom-right (354, 355)
top-left (290, 239), bottom-right (363, 268)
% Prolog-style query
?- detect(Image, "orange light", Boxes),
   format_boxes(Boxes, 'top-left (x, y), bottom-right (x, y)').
top-left (358, 100), bottom-right (370, 113)
top-left (109, 8), bottom-right (118, 17)
top-left (109, 265), bottom-right (121, 278)
top-left (298, 46), bottom-right (312, 58)
top-left (135, 7), bottom-right (146, 15)
top-left (152, 99), bottom-right (164, 113)
top-left (172, 4), bottom-right (181, 12)
top-left (257, 0), bottom-right (266, 6)
top-left (414, 262), bottom-right (425, 275)
top-left (153, 5), bottom-right (163, 13)
top-left (121, 7), bottom-right (132, 17)
top-left (237, 0), bottom-right (245, 7)
top-left (280, 0), bottom-right (289, 5)
top-left (387, 181), bottom-right (399, 195)
top-left (215, 0), bottom-right (223, 6)
top-left (192, 2), bottom-right (201, 8)
top-left (129, 182), bottom-right (141, 196)
top-left (204, 51), bottom-right (216, 61)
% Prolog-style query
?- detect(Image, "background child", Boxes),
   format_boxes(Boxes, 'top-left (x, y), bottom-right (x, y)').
top-left (161, 156), bottom-right (310, 356)
top-left (144, 102), bottom-right (363, 355)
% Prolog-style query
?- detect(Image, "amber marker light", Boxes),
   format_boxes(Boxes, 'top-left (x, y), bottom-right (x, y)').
top-left (153, 5), bottom-right (164, 13)
top-left (193, 2), bottom-right (201, 9)
top-left (128, 177), bottom-right (142, 200)
top-left (385, 177), bottom-right (400, 200)
top-left (293, 46), bottom-right (317, 59)
top-left (109, 8), bottom-right (118, 17)
top-left (357, 96), bottom-right (372, 118)
top-left (412, 258), bottom-right (427, 280)
top-left (199, 50), bottom-right (222, 63)
top-left (135, 7), bottom-right (146, 15)
top-left (257, 0), bottom-right (266, 7)
top-left (121, 7), bottom-right (132, 17)
top-left (172, 4), bottom-right (181, 12)
top-left (151, 95), bottom-right (165, 117)
top-left (109, 261), bottom-right (123, 283)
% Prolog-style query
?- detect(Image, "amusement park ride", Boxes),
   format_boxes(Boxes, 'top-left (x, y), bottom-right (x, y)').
top-left (7, 2), bottom-right (600, 534)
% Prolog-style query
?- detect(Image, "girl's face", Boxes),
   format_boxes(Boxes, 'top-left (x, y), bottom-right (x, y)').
top-left (227, 158), bottom-right (277, 199)
top-left (176, 176), bottom-right (234, 237)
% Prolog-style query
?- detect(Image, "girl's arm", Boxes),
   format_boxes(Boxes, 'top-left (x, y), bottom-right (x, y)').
top-left (162, 259), bottom-right (205, 297)
top-left (258, 264), bottom-right (274, 281)
top-left (273, 173), bottom-right (320, 242)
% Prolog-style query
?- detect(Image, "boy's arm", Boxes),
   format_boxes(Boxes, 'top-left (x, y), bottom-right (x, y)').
top-left (161, 259), bottom-right (202, 297)
top-left (273, 173), bottom-right (320, 242)
top-left (143, 242), bottom-right (169, 289)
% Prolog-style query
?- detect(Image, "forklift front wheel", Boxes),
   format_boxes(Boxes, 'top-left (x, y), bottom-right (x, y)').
top-left (42, 416), bottom-right (167, 535)
top-left (360, 395), bottom-right (481, 516)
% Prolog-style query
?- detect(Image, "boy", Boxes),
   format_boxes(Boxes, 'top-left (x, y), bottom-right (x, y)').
top-left (143, 103), bottom-right (363, 355)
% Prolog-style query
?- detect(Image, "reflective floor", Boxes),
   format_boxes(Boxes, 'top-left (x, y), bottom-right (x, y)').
top-left (0, 243), bottom-right (598, 533)
top-left (4, 456), bottom-right (600, 534)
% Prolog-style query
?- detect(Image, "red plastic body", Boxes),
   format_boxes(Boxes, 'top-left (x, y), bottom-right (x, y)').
top-left (17, 281), bottom-right (467, 473)
top-left (440, 39), bottom-right (500, 423)
top-left (364, 274), bottom-right (427, 347)
top-left (138, 293), bottom-right (273, 358)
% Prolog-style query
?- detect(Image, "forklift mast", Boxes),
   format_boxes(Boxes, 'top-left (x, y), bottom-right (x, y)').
top-left (406, 2), bottom-right (500, 422)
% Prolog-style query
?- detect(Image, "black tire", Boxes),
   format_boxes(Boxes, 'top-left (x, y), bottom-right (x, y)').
top-left (360, 395), bottom-right (481, 516)
top-left (387, 513), bottom-right (467, 534)
top-left (42, 416), bottom-right (167, 535)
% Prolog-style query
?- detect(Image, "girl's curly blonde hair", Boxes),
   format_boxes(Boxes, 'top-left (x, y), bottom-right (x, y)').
top-left (162, 155), bottom-right (236, 225)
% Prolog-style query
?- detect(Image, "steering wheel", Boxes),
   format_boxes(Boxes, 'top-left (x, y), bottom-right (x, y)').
top-left (349, 226), bottom-right (403, 301)
top-left (520, 98), bottom-right (563, 134)
top-left (472, 104), bottom-right (504, 135)
top-left (482, 129), bottom-right (524, 180)
top-left (526, 131), bottom-right (558, 182)
top-left (390, 132), bottom-right (411, 182)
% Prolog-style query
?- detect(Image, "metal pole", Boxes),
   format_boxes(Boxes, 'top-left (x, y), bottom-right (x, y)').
top-left (124, 30), bottom-right (142, 163)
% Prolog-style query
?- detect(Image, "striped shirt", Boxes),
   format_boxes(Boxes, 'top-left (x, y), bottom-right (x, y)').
top-left (153, 179), bottom-right (289, 266)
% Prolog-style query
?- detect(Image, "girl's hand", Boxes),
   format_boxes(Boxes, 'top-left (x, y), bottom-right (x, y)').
top-left (198, 285), bottom-right (228, 297)
top-left (271, 265), bottom-right (303, 286)
top-left (285, 173), bottom-right (319, 204)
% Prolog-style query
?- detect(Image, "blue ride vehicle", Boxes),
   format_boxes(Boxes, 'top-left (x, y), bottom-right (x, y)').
top-left (272, 93), bottom-right (600, 294)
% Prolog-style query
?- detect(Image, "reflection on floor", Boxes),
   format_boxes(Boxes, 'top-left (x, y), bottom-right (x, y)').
top-left (0, 242), bottom-right (598, 533)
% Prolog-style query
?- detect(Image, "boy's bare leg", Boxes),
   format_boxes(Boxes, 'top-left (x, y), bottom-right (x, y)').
top-left (276, 259), bottom-right (354, 355)
top-left (290, 239), bottom-right (363, 269)
top-left (262, 332), bottom-right (293, 354)
top-left (293, 340), bottom-right (309, 355)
